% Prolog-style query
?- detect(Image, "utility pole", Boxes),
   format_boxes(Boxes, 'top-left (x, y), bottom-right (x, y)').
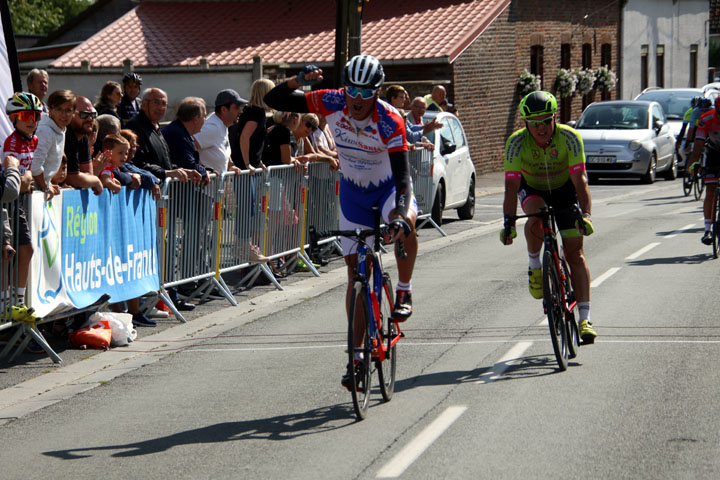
top-left (333, 0), bottom-right (366, 88)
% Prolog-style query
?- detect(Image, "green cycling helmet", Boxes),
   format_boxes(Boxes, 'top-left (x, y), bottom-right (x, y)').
top-left (519, 91), bottom-right (557, 119)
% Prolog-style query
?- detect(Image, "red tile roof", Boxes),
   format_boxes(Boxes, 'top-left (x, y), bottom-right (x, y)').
top-left (51, 0), bottom-right (510, 68)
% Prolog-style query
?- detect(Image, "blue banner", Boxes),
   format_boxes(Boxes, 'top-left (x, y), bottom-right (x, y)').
top-left (61, 187), bottom-right (159, 307)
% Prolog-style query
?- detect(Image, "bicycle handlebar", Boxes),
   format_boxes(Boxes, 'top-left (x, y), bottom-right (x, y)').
top-left (309, 219), bottom-right (409, 259)
top-left (504, 204), bottom-right (585, 237)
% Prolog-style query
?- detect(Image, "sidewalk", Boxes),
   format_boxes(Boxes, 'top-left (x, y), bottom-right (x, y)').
top-left (475, 170), bottom-right (505, 198)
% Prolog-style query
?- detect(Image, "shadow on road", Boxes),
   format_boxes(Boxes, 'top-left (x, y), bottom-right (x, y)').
top-left (394, 353), bottom-right (576, 392)
top-left (626, 253), bottom-right (713, 266)
top-left (43, 403), bottom-right (353, 459)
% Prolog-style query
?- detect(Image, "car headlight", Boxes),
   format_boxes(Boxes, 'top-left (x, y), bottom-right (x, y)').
top-left (629, 140), bottom-right (642, 151)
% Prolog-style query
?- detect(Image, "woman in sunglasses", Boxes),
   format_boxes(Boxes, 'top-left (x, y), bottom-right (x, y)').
top-left (500, 90), bottom-right (597, 344)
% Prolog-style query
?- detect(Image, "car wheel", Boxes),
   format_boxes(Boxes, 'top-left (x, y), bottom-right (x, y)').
top-left (663, 152), bottom-right (677, 181)
top-left (456, 176), bottom-right (475, 220)
top-left (431, 182), bottom-right (444, 226)
top-left (642, 153), bottom-right (657, 184)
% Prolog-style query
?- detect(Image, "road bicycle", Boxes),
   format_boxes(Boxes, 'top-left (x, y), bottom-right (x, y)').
top-left (683, 155), bottom-right (705, 200)
top-left (710, 184), bottom-right (720, 259)
top-left (505, 206), bottom-right (582, 371)
top-left (309, 208), bottom-right (406, 420)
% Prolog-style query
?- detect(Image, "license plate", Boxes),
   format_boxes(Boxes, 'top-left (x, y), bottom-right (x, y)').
top-left (587, 155), bottom-right (615, 163)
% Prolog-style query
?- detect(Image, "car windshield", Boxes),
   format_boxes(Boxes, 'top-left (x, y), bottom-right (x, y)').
top-left (635, 90), bottom-right (697, 119)
top-left (576, 105), bottom-right (648, 129)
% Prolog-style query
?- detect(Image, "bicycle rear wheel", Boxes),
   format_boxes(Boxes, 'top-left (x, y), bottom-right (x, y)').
top-left (543, 251), bottom-right (569, 371)
top-left (695, 174), bottom-right (705, 201)
top-left (713, 189), bottom-right (720, 259)
top-left (560, 258), bottom-right (580, 359)
top-left (348, 281), bottom-right (372, 420)
top-left (683, 169), bottom-right (693, 196)
top-left (376, 273), bottom-right (397, 402)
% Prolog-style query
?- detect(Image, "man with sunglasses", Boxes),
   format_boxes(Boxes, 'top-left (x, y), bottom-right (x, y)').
top-left (501, 90), bottom-right (597, 344)
top-left (63, 96), bottom-right (103, 194)
top-left (265, 54), bottom-right (418, 388)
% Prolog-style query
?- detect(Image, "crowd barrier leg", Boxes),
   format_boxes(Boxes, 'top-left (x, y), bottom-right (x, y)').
top-left (1, 321), bottom-right (62, 364)
top-left (417, 215), bottom-right (447, 236)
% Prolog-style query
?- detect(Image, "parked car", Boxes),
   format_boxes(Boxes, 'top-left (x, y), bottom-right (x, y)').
top-left (573, 100), bottom-right (676, 183)
top-left (421, 111), bottom-right (475, 226)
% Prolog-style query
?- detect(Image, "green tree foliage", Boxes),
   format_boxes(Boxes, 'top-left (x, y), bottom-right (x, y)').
top-left (9, 0), bottom-right (94, 34)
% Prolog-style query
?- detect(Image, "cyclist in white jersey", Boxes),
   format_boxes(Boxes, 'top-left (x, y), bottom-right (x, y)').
top-left (265, 55), bottom-right (419, 390)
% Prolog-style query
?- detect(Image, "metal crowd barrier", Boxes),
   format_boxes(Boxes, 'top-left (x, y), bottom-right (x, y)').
top-left (409, 147), bottom-right (446, 236)
top-left (0, 152), bottom-right (439, 363)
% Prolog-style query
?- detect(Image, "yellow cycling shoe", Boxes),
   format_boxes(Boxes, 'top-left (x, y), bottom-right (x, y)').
top-left (579, 320), bottom-right (597, 344)
top-left (528, 268), bottom-right (542, 299)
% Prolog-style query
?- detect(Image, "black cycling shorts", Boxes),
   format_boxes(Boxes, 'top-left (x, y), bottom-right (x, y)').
top-left (704, 148), bottom-right (720, 183)
top-left (518, 179), bottom-right (579, 236)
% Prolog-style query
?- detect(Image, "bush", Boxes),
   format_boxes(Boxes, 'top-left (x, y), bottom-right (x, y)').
top-left (575, 68), bottom-right (596, 97)
top-left (594, 65), bottom-right (617, 92)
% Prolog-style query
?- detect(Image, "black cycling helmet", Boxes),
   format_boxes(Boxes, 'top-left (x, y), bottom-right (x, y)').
top-left (122, 72), bottom-right (143, 85)
top-left (342, 54), bottom-right (385, 89)
top-left (698, 97), bottom-right (712, 109)
top-left (691, 96), bottom-right (703, 108)
top-left (519, 91), bottom-right (557, 119)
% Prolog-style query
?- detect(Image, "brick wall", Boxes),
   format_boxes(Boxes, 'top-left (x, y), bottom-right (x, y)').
top-left (452, 0), bottom-right (621, 174)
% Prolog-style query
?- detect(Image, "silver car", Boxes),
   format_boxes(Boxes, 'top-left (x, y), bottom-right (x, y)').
top-left (574, 100), bottom-right (676, 183)
top-left (421, 111), bottom-right (476, 226)
top-left (634, 87), bottom-right (719, 169)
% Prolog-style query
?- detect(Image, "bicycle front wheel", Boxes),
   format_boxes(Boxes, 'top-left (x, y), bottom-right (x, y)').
top-left (348, 281), bottom-right (372, 420)
top-left (543, 251), bottom-right (569, 371)
top-left (376, 273), bottom-right (397, 402)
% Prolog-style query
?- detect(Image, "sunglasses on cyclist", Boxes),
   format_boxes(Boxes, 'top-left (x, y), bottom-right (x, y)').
top-left (305, 122), bottom-right (317, 131)
top-left (78, 111), bottom-right (98, 120)
top-left (345, 86), bottom-right (377, 100)
top-left (526, 115), bottom-right (555, 127)
top-left (11, 111), bottom-right (41, 123)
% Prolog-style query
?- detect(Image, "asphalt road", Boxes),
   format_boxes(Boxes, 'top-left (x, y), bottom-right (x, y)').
top-left (1, 176), bottom-right (719, 479)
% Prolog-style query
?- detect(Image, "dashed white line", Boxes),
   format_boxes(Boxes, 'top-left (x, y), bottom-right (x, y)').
top-left (475, 341), bottom-right (533, 384)
top-left (608, 207), bottom-right (642, 218)
top-left (591, 267), bottom-right (621, 288)
top-left (376, 405), bottom-right (468, 478)
top-left (625, 242), bottom-right (661, 260)
top-left (664, 223), bottom-right (696, 239)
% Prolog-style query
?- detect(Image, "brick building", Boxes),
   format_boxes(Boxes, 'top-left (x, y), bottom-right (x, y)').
top-left (47, 0), bottom-right (621, 174)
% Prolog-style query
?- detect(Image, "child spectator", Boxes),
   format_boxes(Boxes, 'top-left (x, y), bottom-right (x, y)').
top-left (51, 154), bottom-right (68, 188)
top-left (99, 134), bottom-right (129, 194)
top-left (31, 89), bottom-right (75, 200)
top-left (117, 129), bottom-right (161, 200)
top-left (2, 93), bottom-right (42, 306)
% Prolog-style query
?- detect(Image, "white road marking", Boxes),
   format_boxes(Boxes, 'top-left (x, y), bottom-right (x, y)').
top-left (475, 341), bottom-right (533, 384)
top-left (625, 242), bottom-right (661, 260)
top-left (376, 405), bottom-right (468, 478)
top-left (664, 223), bottom-right (696, 239)
top-left (608, 207), bottom-right (641, 218)
top-left (590, 267), bottom-right (621, 288)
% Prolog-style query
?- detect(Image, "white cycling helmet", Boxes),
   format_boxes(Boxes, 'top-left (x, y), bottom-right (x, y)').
top-left (342, 54), bottom-right (385, 89)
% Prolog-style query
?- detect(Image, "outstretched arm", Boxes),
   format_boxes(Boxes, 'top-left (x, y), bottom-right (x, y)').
top-left (264, 66), bottom-right (324, 113)
top-left (389, 150), bottom-right (412, 220)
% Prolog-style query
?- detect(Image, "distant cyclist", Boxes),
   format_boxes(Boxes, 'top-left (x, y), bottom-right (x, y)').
top-left (264, 54), bottom-right (419, 389)
top-left (687, 96), bottom-right (720, 245)
top-left (678, 96), bottom-right (712, 169)
top-left (501, 91), bottom-right (597, 344)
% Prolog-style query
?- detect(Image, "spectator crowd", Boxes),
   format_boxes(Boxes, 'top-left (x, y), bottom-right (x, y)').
top-left (1, 67), bottom-right (454, 341)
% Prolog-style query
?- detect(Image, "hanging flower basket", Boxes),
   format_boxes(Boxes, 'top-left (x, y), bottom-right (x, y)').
top-left (517, 69), bottom-right (541, 97)
top-left (553, 68), bottom-right (577, 98)
top-left (575, 68), bottom-right (596, 97)
top-left (594, 65), bottom-right (617, 92)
